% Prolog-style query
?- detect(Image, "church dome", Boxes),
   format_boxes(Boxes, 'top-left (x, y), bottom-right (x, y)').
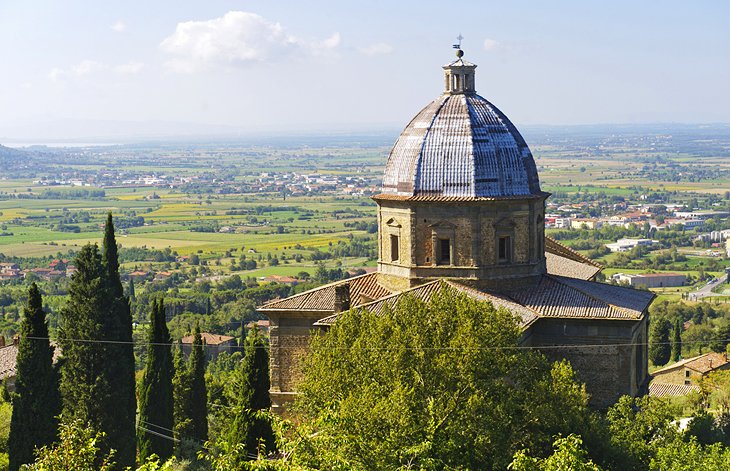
top-left (381, 53), bottom-right (541, 199)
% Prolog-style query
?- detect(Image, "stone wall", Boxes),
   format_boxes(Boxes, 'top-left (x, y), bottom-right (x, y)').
top-left (529, 317), bottom-right (648, 408)
top-left (653, 363), bottom-right (730, 386)
top-left (376, 197), bottom-right (547, 283)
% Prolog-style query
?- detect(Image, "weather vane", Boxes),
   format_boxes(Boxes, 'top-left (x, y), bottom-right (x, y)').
top-left (452, 33), bottom-right (464, 50)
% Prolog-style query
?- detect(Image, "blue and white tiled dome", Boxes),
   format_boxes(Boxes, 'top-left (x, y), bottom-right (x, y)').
top-left (381, 55), bottom-right (541, 199)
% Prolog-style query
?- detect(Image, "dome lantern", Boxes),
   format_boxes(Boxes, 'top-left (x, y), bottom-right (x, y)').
top-left (443, 49), bottom-right (477, 95)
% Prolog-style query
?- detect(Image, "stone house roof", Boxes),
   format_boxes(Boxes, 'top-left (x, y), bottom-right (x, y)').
top-left (260, 272), bottom-right (392, 313)
top-left (313, 275), bottom-right (652, 328)
top-left (314, 279), bottom-right (541, 328)
top-left (648, 382), bottom-right (700, 397)
top-left (652, 352), bottom-right (730, 376)
top-left (181, 333), bottom-right (235, 346)
top-left (0, 341), bottom-right (62, 381)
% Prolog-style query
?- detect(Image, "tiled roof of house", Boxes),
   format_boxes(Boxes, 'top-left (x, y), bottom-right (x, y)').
top-left (0, 341), bottom-right (62, 380)
top-left (181, 333), bottom-right (235, 346)
top-left (545, 252), bottom-right (601, 281)
top-left (648, 382), bottom-right (700, 397)
top-left (506, 275), bottom-right (654, 321)
top-left (545, 237), bottom-right (602, 268)
top-left (315, 280), bottom-right (540, 327)
top-left (652, 352), bottom-right (730, 376)
top-left (313, 275), bottom-right (652, 327)
top-left (259, 273), bottom-right (392, 312)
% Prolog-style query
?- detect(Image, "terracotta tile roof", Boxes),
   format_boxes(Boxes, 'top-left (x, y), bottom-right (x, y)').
top-left (545, 237), bottom-right (602, 268)
top-left (545, 252), bottom-right (601, 281)
top-left (652, 352), bottom-right (730, 376)
top-left (0, 342), bottom-right (62, 380)
top-left (314, 275), bottom-right (649, 327)
top-left (259, 273), bottom-right (392, 312)
top-left (0, 345), bottom-right (18, 380)
top-left (181, 333), bottom-right (235, 346)
top-left (648, 382), bottom-right (700, 397)
top-left (504, 275), bottom-right (653, 320)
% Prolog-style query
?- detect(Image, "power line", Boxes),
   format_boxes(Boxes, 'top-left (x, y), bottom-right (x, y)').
top-left (18, 334), bottom-right (730, 351)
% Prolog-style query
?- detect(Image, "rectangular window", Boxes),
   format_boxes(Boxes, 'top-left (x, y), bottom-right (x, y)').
top-left (498, 236), bottom-right (511, 263)
top-left (685, 370), bottom-right (690, 378)
top-left (684, 380), bottom-right (691, 385)
top-left (390, 235), bottom-right (399, 262)
top-left (438, 238), bottom-right (451, 265)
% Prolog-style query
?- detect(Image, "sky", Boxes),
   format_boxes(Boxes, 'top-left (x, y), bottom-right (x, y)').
top-left (1, 0), bottom-right (729, 141)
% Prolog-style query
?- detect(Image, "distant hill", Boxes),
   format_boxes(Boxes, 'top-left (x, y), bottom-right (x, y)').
top-left (0, 144), bottom-right (27, 164)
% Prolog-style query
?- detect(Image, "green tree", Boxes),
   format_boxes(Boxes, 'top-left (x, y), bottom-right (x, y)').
top-left (649, 318), bottom-right (671, 367)
top-left (710, 322), bottom-right (730, 354)
top-left (670, 320), bottom-right (682, 363)
top-left (188, 323), bottom-right (208, 444)
top-left (172, 345), bottom-right (193, 455)
top-left (128, 278), bottom-right (136, 300)
top-left (510, 434), bottom-right (604, 471)
top-left (23, 420), bottom-right (116, 471)
top-left (605, 395), bottom-right (678, 470)
top-left (210, 327), bottom-right (275, 466)
top-left (101, 213), bottom-right (137, 469)
top-left (59, 244), bottom-right (115, 451)
top-left (295, 287), bottom-right (596, 470)
top-left (138, 298), bottom-right (174, 462)
top-left (649, 436), bottom-right (730, 471)
top-left (8, 284), bottom-right (61, 471)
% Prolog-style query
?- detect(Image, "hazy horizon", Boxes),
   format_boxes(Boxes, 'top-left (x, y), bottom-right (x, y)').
top-left (2, 1), bottom-right (729, 142)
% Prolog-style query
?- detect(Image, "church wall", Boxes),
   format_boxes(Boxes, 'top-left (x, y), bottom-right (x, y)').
top-left (529, 317), bottom-right (648, 408)
top-left (267, 311), bottom-right (328, 407)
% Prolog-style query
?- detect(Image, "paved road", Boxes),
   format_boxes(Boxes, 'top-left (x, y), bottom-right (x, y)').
top-left (689, 273), bottom-right (729, 301)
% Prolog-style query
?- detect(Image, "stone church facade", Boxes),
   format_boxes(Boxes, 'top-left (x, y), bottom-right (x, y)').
top-left (260, 51), bottom-right (654, 409)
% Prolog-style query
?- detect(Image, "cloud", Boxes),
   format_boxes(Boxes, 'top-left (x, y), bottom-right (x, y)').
top-left (160, 11), bottom-right (340, 72)
top-left (113, 61), bottom-right (144, 74)
top-left (483, 38), bottom-right (499, 51)
top-left (112, 21), bottom-right (127, 33)
top-left (49, 60), bottom-right (143, 81)
top-left (358, 42), bottom-right (393, 56)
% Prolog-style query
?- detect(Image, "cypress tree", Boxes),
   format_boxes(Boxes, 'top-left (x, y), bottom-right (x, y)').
top-left (671, 320), bottom-right (682, 362)
top-left (172, 343), bottom-right (193, 449)
top-left (59, 244), bottom-right (114, 446)
top-left (8, 283), bottom-right (61, 471)
top-left (188, 323), bottom-right (208, 443)
top-left (128, 278), bottom-right (136, 300)
top-left (101, 212), bottom-right (137, 469)
top-left (240, 326), bottom-right (274, 456)
top-left (138, 298), bottom-right (174, 462)
top-left (649, 318), bottom-right (671, 367)
top-left (241, 326), bottom-right (271, 411)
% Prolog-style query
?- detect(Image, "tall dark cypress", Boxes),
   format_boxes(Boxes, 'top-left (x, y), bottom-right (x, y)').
top-left (138, 298), bottom-right (174, 462)
top-left (671, 319), bottom-right (682, 362)
top-left (101, 212), bottom-right (137, 469)
top-left (240, 326), bottom-right (274, 455)
top-left (59, 244), bottom-right (114, 445)
top-left (8, 283), bottom-right (61, 471)
top-left (188, 323), bottom-right (208, 443)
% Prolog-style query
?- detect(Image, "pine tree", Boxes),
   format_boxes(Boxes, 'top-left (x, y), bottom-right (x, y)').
top-left (8, 283), bottom-right (61, 471)
top-left (137, 298), bottom-right (174, 462)
top-left (671, 320), bottom-right (682, 362)
top-left (101, 213), bottom-right (137, 468)
top-left (188, 323), bottom-right (208, 443)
